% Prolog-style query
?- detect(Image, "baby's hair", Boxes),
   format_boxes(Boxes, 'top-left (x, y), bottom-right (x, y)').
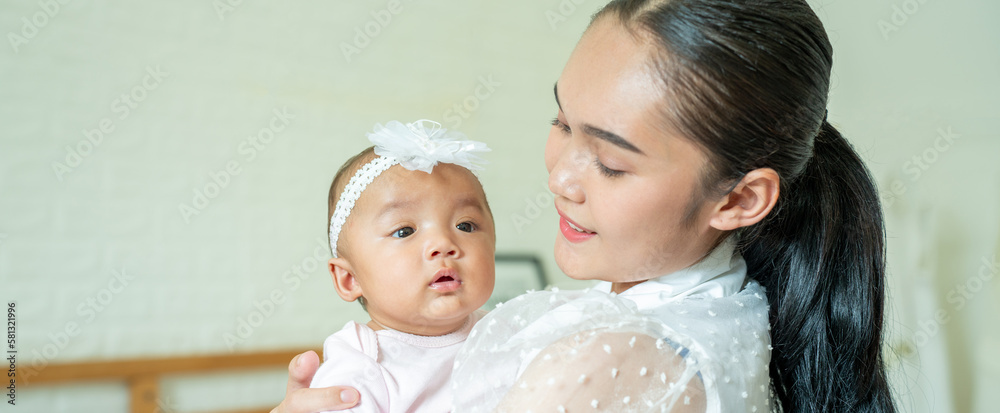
top-left (327, 146), bottom-right (377, 257)
top-left (327, 145), bottom-right (378, 311)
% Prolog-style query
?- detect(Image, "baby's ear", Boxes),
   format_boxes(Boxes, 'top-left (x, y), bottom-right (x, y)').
top-left (329, 258), bottom-right (363, 302)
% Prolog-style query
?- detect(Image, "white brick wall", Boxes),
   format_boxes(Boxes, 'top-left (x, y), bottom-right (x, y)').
top-left (1, 0), bottom-right (604, 410)
top-left (2, 0), bottom-right (999, 412)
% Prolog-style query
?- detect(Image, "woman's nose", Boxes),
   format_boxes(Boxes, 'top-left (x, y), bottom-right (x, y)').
top-left (547, 145), bottom-right (587, 204)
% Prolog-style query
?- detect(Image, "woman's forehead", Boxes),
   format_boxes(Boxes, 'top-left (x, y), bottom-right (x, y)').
top-left (561, 23), bottom-right (666, 127)
top-left (558, 18), bottom-right (708, 170)
top-left (561, 19), bottom-right (659, 104)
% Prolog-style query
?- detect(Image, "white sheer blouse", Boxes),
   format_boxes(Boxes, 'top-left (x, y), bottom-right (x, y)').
top-left (452, 239), bottom-right (772, 412)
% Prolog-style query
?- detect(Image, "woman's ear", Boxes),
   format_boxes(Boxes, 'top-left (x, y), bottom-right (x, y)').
top-left (329, 258), bottom-right (363, 302)
top-left (708, 168), bottom-right (780, 231)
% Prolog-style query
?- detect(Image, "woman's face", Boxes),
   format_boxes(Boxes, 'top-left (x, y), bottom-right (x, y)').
top-left (545, 17), bottom-right (724, 285)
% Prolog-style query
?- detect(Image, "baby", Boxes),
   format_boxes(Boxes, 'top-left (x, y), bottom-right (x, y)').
top-left (311, 120), bottom-right (496, 412)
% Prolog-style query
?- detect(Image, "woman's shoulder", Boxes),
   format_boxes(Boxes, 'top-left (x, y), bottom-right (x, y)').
top-left (651, 280), bottom-right (771, 361)
top-left (455, 285), bottom-right (772, 412)
top-left (653, 280), bottom-right (772, 412)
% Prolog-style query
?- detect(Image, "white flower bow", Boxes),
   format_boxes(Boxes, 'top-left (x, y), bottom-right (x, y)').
top-left (328, 120), bottom-right (491, 258)
top-left (368, 119), bottom-right (490, 173)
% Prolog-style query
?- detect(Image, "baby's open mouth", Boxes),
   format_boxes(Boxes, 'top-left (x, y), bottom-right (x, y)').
top-left (429, 268), bottom-right (462, 292)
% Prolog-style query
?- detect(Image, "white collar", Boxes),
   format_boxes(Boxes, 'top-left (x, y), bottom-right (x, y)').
top-left (593, 237), bottom-right (747, 311)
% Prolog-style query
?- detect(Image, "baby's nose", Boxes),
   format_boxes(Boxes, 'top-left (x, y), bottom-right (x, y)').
top-left (427, 232), bottom-right (460, 259)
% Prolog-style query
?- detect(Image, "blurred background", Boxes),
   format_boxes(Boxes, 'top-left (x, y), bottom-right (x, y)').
top-left (1, 0), bottom-right (998, 412)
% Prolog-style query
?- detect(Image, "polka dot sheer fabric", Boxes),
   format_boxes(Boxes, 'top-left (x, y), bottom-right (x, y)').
top-left (451, 282), bottom-right (772, 412)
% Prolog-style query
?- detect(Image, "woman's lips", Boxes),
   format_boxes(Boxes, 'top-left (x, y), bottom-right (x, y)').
top-left (557, 210), bottom-right (596, 243)
top-left (429, 268), bottom-right (462, 292)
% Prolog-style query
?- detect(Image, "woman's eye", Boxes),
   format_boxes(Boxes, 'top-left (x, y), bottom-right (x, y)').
top-left (550, 117), bottom-right (571, 134)
top-left (392, 227), bottom-right (415, 238)
top-left (594, 158), bottom-right (625, 178)
top-left (456, 222), bottom-right (476, 233)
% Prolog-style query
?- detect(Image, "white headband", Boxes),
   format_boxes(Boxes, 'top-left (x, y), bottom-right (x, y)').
top-left (328, 120), bottom-right (491, 257)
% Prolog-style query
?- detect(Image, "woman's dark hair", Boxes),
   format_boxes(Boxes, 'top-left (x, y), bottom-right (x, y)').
top-left (595, 0), bottom-right (894, 411)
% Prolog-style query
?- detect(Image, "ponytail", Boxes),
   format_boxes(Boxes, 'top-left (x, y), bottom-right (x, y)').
top-left (740, 121), bottom-right (895, 412)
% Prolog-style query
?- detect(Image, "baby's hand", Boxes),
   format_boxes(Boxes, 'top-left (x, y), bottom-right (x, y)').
top-left (271, 351), bottom-right (360, 413)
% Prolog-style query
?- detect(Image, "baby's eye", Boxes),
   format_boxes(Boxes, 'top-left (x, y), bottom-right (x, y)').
top-left (456, 222), bottom-right (477, 233)
top-left (392, 227), bottom-right (415, 238)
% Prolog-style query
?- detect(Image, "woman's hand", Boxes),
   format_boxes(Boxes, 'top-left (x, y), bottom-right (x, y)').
top-left (270, 350), bottom-right (361, 413)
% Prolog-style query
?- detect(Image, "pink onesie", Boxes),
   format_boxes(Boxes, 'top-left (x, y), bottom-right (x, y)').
top-left (310, 313), bottom-right (481, 413)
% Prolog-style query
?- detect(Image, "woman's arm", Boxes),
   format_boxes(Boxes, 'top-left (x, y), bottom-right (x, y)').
top-left (270, 351), bottom-right (361, 413)
top-left (496, 332), bottom-right (706, 413)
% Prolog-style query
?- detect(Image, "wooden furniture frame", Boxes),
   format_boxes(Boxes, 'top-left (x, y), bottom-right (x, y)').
top-left (17, 348), bottom-right (320, 413)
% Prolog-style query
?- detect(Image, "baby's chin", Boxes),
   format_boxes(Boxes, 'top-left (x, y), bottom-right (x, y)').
top-left (369, 298), bottom-right (470, 333)
top-left (423, 295), bottom-right (481, 320)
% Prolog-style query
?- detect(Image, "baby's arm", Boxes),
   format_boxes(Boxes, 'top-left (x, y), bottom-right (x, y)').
top-left (310, 342), bottom-right (390, 413)
top-left (496, 332), bottom-right (706, 413)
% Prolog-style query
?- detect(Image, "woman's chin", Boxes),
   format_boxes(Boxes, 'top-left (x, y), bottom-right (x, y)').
top-left (553, 244), bottom-right (599, 281)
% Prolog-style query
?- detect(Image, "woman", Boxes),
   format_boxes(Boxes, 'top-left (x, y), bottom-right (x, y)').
top-left (274, 0), bottom-right (895, 411)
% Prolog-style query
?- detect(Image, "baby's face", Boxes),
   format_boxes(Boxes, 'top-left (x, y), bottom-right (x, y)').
top-left (339, 163), bottom-right (495, 335)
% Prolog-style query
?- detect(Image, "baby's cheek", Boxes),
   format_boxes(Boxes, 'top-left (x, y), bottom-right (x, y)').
top-left (469, 277), bottom-right (492, 298)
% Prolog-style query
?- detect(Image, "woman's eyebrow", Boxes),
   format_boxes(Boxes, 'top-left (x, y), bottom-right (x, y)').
top-left (554, 82), bottom-right (645, 156)
top-left (582, 125), bottom-right (644, 155)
